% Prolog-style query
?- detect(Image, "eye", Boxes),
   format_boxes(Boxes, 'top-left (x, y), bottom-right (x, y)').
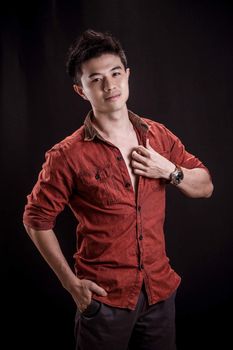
top-left (91, 78), bottom-right (102, 83)
top-left (113, 72), bottom-right (121, 77)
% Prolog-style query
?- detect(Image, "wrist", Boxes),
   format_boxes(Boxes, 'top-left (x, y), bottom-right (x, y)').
top-left (169, 164), bottom-right (184, 185)
top-left (62, 273), bottom-right (81, 292)
top-left (164, 163), bottom-right (176, 180)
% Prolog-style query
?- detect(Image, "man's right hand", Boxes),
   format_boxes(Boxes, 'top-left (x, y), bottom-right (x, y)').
top-left (22, 227), bottom-right (107, 313)
top-left (69, 278), bottom-right (108, 313)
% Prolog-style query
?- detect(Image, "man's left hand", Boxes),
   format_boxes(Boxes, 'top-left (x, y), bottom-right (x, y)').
top-left (131, 139), bottom-right (175, 180)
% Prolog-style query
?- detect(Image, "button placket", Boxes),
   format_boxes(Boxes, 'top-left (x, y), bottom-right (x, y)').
top-left (136, 203), bottom-right (144, 272)
top-left (139, 263), bottom-right (144, 270)
top-left (115, 149), bottom-right (134, 196)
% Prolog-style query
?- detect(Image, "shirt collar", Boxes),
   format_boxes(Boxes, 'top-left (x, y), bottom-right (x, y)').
top-left (84, 109), bottom-right (149, 142)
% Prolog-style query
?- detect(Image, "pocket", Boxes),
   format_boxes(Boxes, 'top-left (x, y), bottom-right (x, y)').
top-left (79, 164), bottom-right (120, 206)
top-left (81, 300), bottom-right (102, 319)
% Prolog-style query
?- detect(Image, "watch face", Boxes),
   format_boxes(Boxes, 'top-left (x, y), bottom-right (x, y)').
top-left (174, 173), bottom-right (181, 184)
top-left (176, 175), bottom-right (182, 184)
top-left (171, 167), bottom-right (184, 185)
top-left (176, 171), bottom-right (183, 180)
top-left (179, 169), bottom-right (184, 180)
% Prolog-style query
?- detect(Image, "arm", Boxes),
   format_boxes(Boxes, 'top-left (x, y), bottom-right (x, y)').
top-left (24, 225), bottom-right (107, 312)
top-left (172, 167), bottom-right (213, 198)
top-left (131, 139), bottom-right (213, 198)
top-left (23, 149), bottom-right (107, 312)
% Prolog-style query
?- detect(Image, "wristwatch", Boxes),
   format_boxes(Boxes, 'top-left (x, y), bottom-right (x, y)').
top-left (169, 165), bottom-right (184, 185)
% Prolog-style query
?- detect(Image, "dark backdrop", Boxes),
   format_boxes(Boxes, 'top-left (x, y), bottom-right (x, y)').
top-left (1, 1), bottom-right (232, 349)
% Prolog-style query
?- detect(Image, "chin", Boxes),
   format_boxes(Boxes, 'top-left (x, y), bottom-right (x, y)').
top-left (108, 100), bottom-right (128, 112)
top-left (109, 106), bottom-right (126, 115)
top-left (97, 98), bottom-right (128, 115)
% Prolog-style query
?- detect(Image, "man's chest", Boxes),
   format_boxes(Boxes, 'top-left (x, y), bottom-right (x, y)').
top-left (73, 132), bottom-right (142, 205)
top-left (112, 137), bottom-right (139, 194)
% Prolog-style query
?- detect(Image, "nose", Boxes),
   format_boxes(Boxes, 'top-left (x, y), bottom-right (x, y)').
top-left (103, 77), bottom-right (116, 92)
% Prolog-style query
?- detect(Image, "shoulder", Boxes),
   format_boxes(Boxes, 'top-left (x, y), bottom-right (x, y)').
top-left (141, 116), bottom-right (169, 134)
top-left (46, 125), bottom-right (85, 158)
top-left (140, 115), bottom-right (178, 151)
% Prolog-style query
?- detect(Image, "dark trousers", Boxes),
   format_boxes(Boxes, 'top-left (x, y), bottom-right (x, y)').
top-left (74, 284), bottom-right (177, 350)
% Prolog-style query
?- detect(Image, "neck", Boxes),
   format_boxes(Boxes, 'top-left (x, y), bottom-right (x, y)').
top-left (92, 106), bottom-right (133, 139)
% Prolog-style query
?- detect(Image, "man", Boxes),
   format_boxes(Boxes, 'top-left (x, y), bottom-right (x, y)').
top-left (23, 29), bottom-right (213, 350)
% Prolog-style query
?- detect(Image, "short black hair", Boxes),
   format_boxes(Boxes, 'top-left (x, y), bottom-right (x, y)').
top-left (66, 29), bottom-right (127, 85)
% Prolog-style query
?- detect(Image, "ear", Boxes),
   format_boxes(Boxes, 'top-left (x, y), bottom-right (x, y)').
top-left (73, 84), bottom-right (89, 101)
top-left (126, 67), bottom-right (130, 78)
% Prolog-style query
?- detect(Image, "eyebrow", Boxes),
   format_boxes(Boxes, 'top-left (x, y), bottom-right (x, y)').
top-left (88, 66), bottom-right (122, 79)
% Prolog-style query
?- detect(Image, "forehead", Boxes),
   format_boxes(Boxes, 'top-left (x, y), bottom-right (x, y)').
top-left (81, 53), bottom-right (123, 76)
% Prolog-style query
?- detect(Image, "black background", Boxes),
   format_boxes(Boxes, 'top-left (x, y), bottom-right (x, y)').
top-left (1, 1), bottom-right (232, 349)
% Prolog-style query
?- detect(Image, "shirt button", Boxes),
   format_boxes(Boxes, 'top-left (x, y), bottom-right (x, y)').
top-left (139, 234), bottom-right (143, 240)
top-left (95, 174), bottom-right (100, 180)
top-left (125, 182), bottom-right (131, 188)
top-left (138, 263), bottom-right (144, 270)
top-left (138, 206), bottom-right (141, 211)
top-left (117, 156), bottom-right (123, 161)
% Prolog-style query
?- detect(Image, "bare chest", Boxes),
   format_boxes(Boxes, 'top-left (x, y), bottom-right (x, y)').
top-left (113, 135), bottom-right (139, 193)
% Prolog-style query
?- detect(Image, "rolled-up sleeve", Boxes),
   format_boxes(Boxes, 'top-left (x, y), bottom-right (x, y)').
top-left (165, 127), bottom-right (212, 178)
top-left (23, 147), bottom-right (74, 230)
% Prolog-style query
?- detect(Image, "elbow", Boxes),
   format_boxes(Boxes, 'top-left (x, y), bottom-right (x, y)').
top-left (203, 182), bottom-right (214, 198)
top-left (181, 182), bottom-right (214, 199)
top-left (23, 223), bottom-right (35, 238)
top-left (187, 181), bottom-right (214, 199)
top-left (23, 223), bottom-right (30, 234)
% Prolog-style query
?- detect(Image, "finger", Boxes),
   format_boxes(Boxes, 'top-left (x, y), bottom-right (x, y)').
top-left (133, 145), bottom-right (150, 157)
top-left (133, 168), bottom-right (150, 176)
top-left (79, 304), bottom-right (88, 313)
top-left (89, 281), bottom-right (108, 296)
top-left (131, 150), bottom-right (148, 165)
top-left (146, 138), bottom-right (153, 150)
top-left (81, 306), bottom-right (89, 313)
top-left (131, 160), bottom-right (147, 171)
top-left (77, 293), bottom-right (91, 307)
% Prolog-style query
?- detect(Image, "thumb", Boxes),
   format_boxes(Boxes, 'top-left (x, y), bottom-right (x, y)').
top-left (146, 138), bottom-right (152, 149)
top-left (89, 281), bottom-right (108, 296)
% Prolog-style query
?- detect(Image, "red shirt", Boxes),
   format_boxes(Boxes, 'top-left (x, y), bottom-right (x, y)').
top-left (23, 110), bottom-right (210, 310)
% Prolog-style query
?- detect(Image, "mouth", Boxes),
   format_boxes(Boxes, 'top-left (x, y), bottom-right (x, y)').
top-left (105, 93), bottom-right (121, 101)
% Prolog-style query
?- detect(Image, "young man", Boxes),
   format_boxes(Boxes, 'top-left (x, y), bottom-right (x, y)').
top-left (23, 29), bottom-right (213, 350)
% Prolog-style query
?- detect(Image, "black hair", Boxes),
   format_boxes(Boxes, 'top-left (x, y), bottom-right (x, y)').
top-left (66, 29), bottom-right (127, 85)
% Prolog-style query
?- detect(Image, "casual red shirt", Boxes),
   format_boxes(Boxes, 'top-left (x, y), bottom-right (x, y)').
top-left (23, 110), bottom-right (210, 310)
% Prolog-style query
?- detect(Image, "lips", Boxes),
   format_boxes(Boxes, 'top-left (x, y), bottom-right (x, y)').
top-left (105, 93), bottom-right (121, 101)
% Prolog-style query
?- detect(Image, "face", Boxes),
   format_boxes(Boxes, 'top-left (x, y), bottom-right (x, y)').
top-left (73, 53), bottom-right (130, 115)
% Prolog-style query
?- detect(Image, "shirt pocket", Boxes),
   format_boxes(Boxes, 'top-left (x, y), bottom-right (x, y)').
top-left (79, 164), bottom-right (120, 206)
